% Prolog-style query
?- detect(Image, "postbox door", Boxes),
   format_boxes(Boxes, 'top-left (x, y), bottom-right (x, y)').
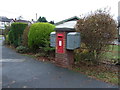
top-left (56, 33), bottom-right (64, 53)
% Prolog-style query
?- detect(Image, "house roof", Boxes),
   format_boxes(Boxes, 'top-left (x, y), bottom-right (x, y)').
top-left (56, 21), bottom-right (77, 28)
top-left (15, 20), bottom-right (31, 23)
top-left (0, 17), bottom-right (13, 22)
top-left (55, 21), bottom-right (77, 32)
top-left (55, 16), bottom-right (80, 25)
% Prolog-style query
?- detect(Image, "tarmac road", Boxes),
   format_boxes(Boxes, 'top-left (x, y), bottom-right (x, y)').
top-left (1, 37), bottom-right (119, 88)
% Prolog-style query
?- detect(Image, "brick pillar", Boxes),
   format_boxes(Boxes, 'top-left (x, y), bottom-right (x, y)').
top-left (55, 31), bottom-right (74, 68)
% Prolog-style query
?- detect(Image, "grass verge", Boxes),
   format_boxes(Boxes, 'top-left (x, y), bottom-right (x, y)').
top-left (0, 35), bottom-right (3, 37)
top-left (72, 61), bottom-right (119, 85)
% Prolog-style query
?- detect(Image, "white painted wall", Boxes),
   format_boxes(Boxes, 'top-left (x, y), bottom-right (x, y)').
top-left (0, 22), bottom-right (5, 29)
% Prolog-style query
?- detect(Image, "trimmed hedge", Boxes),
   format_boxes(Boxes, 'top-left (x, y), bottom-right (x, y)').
top-left (28, 22), bottom-right (55, 50)
top-left (22, 25), bottom-right (31, 47)
top-left (8, 22), bottom-right (28, 47)
top-left (8, 30), bottom-right (14, 44)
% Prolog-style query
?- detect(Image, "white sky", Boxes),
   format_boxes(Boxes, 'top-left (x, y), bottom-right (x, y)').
top-left (0, 0), bottom-right (119, 22)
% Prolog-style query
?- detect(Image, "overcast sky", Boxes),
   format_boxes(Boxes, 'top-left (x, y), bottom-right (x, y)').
top-left (0, 0), bottom-right (119, 22)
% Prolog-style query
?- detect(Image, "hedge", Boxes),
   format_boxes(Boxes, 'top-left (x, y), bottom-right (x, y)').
top-left (22, 25), bottom-right (31, 47)
top-left (28, 22), bottom-right (55, 50)
top-left (8, 22), bottom-right (28, 47)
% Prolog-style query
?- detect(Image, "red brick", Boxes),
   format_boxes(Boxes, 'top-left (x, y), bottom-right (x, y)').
top-left (55, 31), bottom-right (74, 68)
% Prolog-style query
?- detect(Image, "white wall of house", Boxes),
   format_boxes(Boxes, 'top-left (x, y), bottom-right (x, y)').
top-left (0, 22), bottom-right (5, 29)
top-left (0, 21), bottom-right (11, 30)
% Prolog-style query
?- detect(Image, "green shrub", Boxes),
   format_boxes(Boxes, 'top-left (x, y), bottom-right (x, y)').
top-left (22, 25), bottom-right (31, 46)
top-left (0, 29), bottom-right (4, 35)
top-left (4, 26), bottom-right (10, 38)
top-left (75, 51), bottom-right (95, 62)
top-left (8, 30), bottom-right (14, 44)
top-left (41, 44), bottom-right (55, 57)
top-left (35, 53), bottom-right (46, 57)
top-left (16, 45), bottom-right (29, 53)
top-left (28, 22), bottom-right (55, 50)
top-left (9, 22), bottom-right (28, 47)
top-left (38, 40), bottom-right (55, 57)
top-left (74, 43), bottom-right (94, 62)
top-left (4, 35), bottom-right (10, 45)
top-left (3, 26), bottom-right (10, 45)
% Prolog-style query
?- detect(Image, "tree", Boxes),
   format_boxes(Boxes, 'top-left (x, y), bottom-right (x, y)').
top-left (76, 9), bottom-right (117, 64)
top-left (49, 21), bottom-right (54, 24)
top-left (37, 16), bottom-right (47, 22)
top-left (17, 16), bottom-right (23, 20)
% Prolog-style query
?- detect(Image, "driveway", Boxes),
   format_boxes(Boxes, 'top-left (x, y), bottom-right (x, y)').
top-left (1, 37), bottom-right (119, 88)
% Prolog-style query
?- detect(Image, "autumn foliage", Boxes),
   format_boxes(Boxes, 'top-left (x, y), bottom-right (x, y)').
top-left (22, 25), bottom-right (31, 47)
top-left (76, 9), bottom-right (117, 63)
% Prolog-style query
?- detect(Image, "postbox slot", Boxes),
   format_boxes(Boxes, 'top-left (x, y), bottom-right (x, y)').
top-left (58, 36), bottom-right (63, 38)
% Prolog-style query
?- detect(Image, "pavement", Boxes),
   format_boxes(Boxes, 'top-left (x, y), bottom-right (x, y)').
top-left (1, 37), bottom-right (119, 88)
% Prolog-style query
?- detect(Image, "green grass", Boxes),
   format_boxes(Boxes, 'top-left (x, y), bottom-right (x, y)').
top-left (73, 67), bottom-right (118, 85)
top-left (0, 35), bottom-right (3, 37)
top-left (73, 45), bottom-right (119, 85)
top-left (104, 45), bottom-right (120, 60)
top-left (105, 52), bottom-right (119, 59)
top-left (95, 72), bottom-right (118, 85)
top-left (108, 45), bottom-right (119, 52)
top-left (22, 54), bottom-right (36, 58)
top-left (0, 35), bottom-right (3, 40)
